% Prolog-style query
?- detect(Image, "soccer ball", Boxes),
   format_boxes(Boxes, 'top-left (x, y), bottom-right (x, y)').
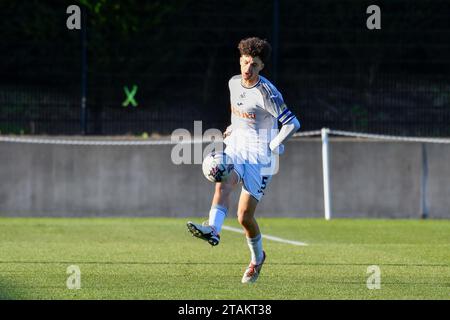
top-left (202, 151), bottom-right (234, 183)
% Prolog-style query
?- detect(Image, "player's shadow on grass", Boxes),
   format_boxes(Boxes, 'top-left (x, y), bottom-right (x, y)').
top-left (0, 260), bottom-right (448, 268)
top-left (0, 279), bottom-right (17, 300)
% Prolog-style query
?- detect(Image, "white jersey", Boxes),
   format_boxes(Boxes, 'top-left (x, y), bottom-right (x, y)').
top-left (224, 74), bottom-right (296, 163)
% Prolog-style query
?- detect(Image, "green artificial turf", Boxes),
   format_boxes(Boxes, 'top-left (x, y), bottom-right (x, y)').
top-left (0, 218), bottom-right (449, 299)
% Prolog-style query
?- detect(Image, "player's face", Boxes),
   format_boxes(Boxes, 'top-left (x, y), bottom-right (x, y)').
top-left (240, 55), bottom-right (264, 83)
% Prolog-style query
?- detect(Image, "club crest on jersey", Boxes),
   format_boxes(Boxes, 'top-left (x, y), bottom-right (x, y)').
top-left (240, 92), bottom-right (246, 99)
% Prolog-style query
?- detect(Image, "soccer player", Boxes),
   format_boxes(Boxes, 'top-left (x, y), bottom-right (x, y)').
top-left (187, 37), bottom-right (300, 283)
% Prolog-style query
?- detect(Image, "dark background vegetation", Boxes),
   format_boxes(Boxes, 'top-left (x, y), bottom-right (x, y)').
top-left (1, 0), bottom-right (449, 136)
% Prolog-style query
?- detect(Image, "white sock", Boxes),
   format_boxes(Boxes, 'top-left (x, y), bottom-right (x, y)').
top-left (247, 234), bottom-right (263, 265)
top-left (208, 204), bottom-right (227, 234)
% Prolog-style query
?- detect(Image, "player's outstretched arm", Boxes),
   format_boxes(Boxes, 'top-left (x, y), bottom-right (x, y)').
top-left (269, 117), bottom-right (300, 155)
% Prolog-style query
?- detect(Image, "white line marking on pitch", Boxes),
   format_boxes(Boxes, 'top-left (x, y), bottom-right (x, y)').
top-left (222, 225), bottom-right (308, 246)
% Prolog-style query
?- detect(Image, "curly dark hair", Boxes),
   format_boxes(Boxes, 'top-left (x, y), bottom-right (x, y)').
top-left (238, 37), bottom-right (272, 65)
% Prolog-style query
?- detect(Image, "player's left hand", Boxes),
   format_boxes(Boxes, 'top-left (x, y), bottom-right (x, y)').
top-left (270, 142), bottom-right (285, 155)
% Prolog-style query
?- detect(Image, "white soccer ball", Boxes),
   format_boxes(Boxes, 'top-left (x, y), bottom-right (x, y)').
top-left (202, 151), bottom-right (234, 183)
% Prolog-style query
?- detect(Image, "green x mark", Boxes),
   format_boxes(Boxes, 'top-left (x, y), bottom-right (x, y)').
top-left (122, 85), bottom-right (138, 107)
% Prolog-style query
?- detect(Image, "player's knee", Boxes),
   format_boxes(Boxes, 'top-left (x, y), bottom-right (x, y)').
top-left (237, 210), bottom-right (253, 227)
top-left (214, 182), bottom-right (233, 198)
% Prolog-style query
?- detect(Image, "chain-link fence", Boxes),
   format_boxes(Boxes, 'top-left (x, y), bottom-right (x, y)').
top-left (1, 0), bottom-right (450, 136)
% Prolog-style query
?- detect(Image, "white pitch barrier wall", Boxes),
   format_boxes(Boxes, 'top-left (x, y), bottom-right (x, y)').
top-left (0, 133), bottom-right (449, 218)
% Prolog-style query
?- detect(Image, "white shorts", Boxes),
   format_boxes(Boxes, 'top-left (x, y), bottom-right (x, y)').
top-left (224, 146), bottom-right (275, 202)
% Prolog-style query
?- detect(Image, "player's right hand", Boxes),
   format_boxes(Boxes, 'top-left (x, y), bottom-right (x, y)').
top-left (223, 126), bottom-right (232, 139)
